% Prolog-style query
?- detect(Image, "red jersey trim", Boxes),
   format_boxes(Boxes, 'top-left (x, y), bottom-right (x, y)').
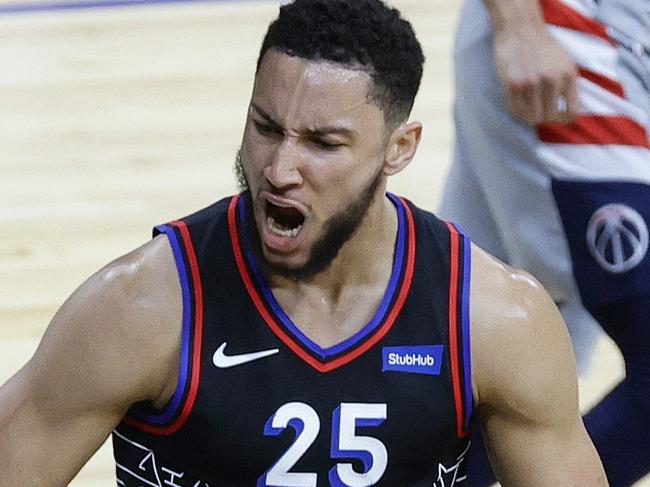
top-left (445, 222), bottom-right (471, 439)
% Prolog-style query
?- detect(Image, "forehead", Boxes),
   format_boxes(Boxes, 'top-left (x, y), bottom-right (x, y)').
top-left (252, 50), bottom-right (383, 130)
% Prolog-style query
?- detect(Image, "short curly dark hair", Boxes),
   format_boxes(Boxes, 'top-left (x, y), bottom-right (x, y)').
top-left (257, 0), bottom-right (425, 127)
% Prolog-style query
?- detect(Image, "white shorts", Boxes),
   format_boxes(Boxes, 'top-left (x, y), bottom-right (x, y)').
top-left (439, 0), bottom-right (650, 370)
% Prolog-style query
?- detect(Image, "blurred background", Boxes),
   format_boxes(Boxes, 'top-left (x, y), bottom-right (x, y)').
top-left (0, 0), bottom-right (634, 484)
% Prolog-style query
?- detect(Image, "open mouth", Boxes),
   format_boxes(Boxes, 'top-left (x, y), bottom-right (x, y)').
top-left (266, 201), bottom-right (306, 238)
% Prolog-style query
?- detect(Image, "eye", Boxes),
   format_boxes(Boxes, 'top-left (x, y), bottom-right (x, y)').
top-left (311, 138), bottom-right (344, 151)
top-left (253, 120), bottom-right (282, 137)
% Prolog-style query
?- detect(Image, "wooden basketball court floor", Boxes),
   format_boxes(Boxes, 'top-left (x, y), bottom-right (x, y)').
top-left (0, 0), bottom-right (643, 484)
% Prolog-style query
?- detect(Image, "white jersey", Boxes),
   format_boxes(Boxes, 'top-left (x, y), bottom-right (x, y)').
top-left (439, 0), bottom-right (650, 373)
top-left (598, 0), bottom-right (650, 49)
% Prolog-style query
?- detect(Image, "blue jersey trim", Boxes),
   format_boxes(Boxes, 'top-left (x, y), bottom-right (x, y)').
top-left (460, 229), bottom-right (473, 429)
top-left (128, 224), bottom-right (192, 425)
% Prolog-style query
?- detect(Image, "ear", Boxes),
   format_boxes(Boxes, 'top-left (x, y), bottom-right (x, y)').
top-left (382, 121), bottom-right (423, 176)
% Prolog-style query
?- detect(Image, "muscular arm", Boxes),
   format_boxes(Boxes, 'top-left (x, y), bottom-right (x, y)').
top-left (483, 0), bottom-right (579, 123)
top-left (471, 246), bottom-right (607, 485)
top-left (0, 235), bottom-right (181, 486)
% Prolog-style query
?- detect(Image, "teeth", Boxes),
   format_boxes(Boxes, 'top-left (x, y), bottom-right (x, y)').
top-left (267, 216), bottom-right (302, 237)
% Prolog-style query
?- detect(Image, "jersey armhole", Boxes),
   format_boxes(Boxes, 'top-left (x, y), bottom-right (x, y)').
top-left (445, 221), bottom-right (474, 439)
top-left (122, 221), bottom-right (204, 435)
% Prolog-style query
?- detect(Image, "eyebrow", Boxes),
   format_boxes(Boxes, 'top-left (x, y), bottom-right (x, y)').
top-left (251, 103), bottom-right (358, 139)
top-left (251, 104), bottom-right (283, 129)
top-left (308, 126), bottom-right (358, 139)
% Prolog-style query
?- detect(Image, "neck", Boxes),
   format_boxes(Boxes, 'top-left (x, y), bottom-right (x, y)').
top-left (265, 191), bottom-right (400, 348)
top-left (269, 191), bottom-right (398, 301)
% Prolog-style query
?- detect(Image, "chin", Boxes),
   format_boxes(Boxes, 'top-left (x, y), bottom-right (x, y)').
top-left (262, 249), bottom-right (308, 271)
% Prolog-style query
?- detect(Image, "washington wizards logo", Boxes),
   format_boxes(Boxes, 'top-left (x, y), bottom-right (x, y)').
top-left (432, 442), bottom-right (470, 486)
top-left (586, 203), bottom-right (649, 274)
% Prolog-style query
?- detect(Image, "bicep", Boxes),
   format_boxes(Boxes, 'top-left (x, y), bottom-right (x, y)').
top-left (477, 321), bottom-right (590, 485)
top-left (480, 400), bottom-right (601, 486)
top-left (477, 318), bottom-right (605, 486)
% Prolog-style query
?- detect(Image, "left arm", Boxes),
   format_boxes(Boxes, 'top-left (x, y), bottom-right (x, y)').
top-left (470, 245), bottom-right (607, 485)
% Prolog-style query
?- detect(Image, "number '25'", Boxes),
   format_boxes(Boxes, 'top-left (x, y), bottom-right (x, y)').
top-left (258, 402), bottom-right (388, 487)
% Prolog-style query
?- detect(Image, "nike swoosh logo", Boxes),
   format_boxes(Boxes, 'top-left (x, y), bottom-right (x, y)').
top-left (212, 342), bottom-right (280, 369)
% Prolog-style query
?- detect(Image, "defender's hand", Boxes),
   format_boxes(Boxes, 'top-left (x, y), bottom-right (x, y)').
top-left (493, 24), bottom-right (579, 124)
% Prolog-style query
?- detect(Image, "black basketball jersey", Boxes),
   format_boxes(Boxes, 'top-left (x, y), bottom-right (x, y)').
top-left (112, 192), bottom-right (474, 487)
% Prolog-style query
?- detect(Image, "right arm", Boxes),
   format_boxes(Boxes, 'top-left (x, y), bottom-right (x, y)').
top-left (0, 235), bottom-right (182, 486)
top-left (483, 0), bottom-right (579, 123)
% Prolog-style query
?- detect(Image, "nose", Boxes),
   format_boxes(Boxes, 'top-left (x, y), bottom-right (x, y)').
top-left (263, 137), bottom-right (303, 189)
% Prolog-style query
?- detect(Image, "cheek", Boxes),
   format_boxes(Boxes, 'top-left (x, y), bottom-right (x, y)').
top-left (305, 155), bottom-right (379, 210)
top-left (241, 135), bottom-right (267, 174)
top-left (315, 151), bottom-right (380, 189)
top-left (302, 156), bottom-right (352, 193)
top-left (241, 127), bottom-right (258, 157)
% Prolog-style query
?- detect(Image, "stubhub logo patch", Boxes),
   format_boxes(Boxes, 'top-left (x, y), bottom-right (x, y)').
top-left (382, 345), bottom-right (444, 376)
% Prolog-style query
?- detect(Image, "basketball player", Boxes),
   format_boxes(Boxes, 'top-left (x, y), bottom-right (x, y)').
top-left (0, 1), bottom-right (606, 485)
top-left (439, 0), bottom-right (650, 484)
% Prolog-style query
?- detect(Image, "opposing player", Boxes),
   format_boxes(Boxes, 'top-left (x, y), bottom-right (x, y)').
top-left (0, 0), bottom-right (606, 485)
top-left (439, 0), bottom-right (650, 485)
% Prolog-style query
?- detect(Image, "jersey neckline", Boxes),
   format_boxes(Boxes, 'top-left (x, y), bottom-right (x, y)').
top-left (227, 191), bottom-right (416, 372)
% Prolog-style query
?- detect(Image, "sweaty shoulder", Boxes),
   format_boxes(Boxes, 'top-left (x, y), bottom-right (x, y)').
top-left (468, 244), bottom-right (576, 409)
top-left (27, 234), bottom-right (183, 415)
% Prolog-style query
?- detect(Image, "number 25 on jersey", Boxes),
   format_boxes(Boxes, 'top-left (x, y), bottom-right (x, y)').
top-left (258, 402), bottom-right (388, 487)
